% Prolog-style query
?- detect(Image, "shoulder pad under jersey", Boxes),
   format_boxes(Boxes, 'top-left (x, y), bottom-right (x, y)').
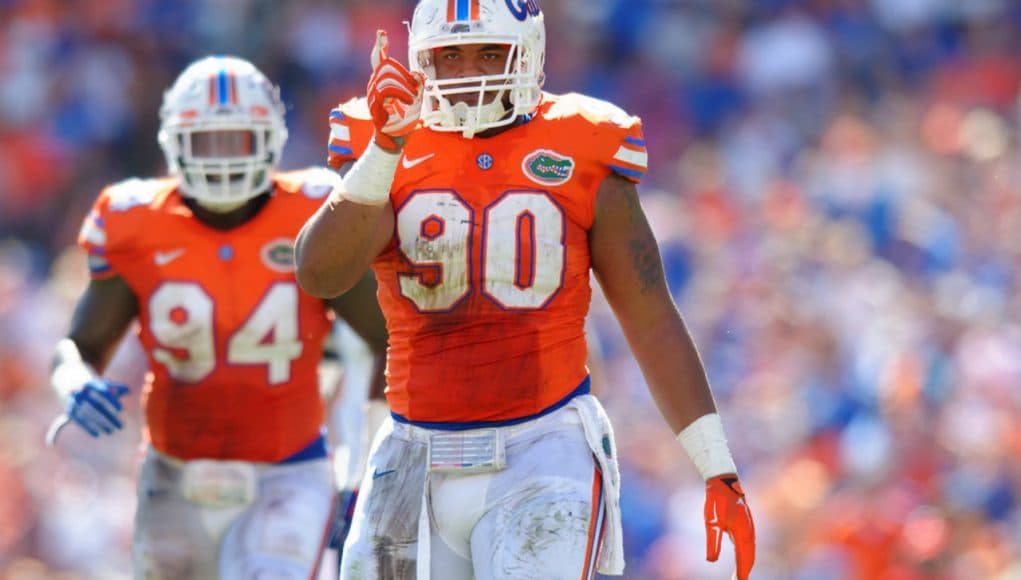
top-left (545, 93), bottom-right (647, 184)
top-left (78, 177), bottom-right (177, 278)
top-left (274, 167), bottom-right (344, 201)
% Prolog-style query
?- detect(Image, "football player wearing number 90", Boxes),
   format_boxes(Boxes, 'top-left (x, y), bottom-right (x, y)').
top-left (296, 1), bottom-right (756, 579)
top-left (49, 56), bottom-right (388, 579)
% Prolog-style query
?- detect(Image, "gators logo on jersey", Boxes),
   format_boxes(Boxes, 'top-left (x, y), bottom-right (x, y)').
top-left (261, 238), bottom-right (296, 273)
top-left (522, 149), bottom-right (574, 187)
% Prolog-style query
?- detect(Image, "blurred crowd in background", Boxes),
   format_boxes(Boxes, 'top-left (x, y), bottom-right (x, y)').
top-left (2, 0), bottom-right (1021, 578)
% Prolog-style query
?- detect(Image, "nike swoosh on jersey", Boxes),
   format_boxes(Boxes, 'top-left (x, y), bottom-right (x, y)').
top-left (401, 153), bottom-right (435, 169)
top-left (154, 249), bottom-right (186, 266)
top-left (372, 468), bottom-right (397, 480)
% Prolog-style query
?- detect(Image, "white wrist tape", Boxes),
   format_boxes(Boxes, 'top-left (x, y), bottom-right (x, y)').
top-left (677, 413), bottom-right (738, 481)
top-left (338, 141), bottom-right (400, 206)
top-left (50, 338), bottom-right (98, 402)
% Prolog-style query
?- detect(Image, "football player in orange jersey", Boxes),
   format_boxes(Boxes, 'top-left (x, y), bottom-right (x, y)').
top-left (296, 1), bottom-right (756, 579)
top-left (48, 56), bottom-right (388, 579)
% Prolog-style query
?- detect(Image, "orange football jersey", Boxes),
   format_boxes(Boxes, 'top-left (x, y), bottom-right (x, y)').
top-left (78, 169), bottom-right (341, 461)
top-left (328, 93), bottom-right (647, 425)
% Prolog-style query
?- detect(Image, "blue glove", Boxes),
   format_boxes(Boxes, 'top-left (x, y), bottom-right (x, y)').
top-left (66, 379), bottom-right (130, 437)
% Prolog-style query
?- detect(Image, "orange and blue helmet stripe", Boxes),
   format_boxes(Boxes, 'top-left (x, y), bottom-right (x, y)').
top-left (447, 0), bottom-right (480, 22)
top-left (208, 59), bottom-right (239, 106)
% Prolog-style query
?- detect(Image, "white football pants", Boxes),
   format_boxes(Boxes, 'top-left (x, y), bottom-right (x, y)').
top-left (133, 448), bottom-right (334, 579)
top-left (340, 404), bottom-right (607, 580)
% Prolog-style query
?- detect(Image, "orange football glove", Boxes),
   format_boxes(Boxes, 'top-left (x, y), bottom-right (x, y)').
top-left (705, 475), bottom-right (756, 579)
top-left (366, 30), bottom-right (423, 151)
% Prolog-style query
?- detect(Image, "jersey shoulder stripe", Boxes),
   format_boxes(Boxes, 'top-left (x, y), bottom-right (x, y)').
top-left (78, 177), bottom-right (178, 278)
top-left (539, 92), bottom-right (647, 184)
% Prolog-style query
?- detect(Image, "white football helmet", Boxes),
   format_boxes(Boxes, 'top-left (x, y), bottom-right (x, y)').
top-left (408, 0), bottom-right (545, 138)
top-left (158, 56), bottom-right (288, 212)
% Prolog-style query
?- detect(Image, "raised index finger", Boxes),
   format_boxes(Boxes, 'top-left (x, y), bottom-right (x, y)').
top-left (371, 30), bottom-right (390, 70)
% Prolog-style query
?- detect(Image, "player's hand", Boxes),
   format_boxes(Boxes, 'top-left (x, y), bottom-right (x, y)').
top-left (366, 30), bottom-right (423, 152)
top-left (705, 475), bottom-right (755, 579)
top-left (328, 488), bottom-right (359, 553)
top-left (66, 379), bottom-right (130, 437)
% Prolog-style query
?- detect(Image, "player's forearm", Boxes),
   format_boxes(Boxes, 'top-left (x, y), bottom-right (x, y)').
top-left (54, 277), bottom-right (136, 391)
top-left (620, 308), bottom-right (718, 434)
top-left (623, 312), bottom-right (743, 481)
top-left (620, 305), bottom-right (741, 479)
top-left (64, 335), bottom-right (117, 374)
top-left (295, 200), bottom-right (387, 298)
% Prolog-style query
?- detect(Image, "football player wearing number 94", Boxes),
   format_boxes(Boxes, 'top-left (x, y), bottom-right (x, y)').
top-left (296, 0), bottom-right (756, 578)
top-left (49, 56), bottom-right (388, 578)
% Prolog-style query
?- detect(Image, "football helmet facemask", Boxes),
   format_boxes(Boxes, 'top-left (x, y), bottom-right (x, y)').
top-left (408, 0), bottom-right (545, 138)
top-left (158, 56), bottom-right (287, 212)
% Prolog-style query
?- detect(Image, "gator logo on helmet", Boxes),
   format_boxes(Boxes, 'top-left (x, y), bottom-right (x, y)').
top-left (522, 149), bottom-right (574, 186)
top-left (261, 238), bottom-right (296, 273)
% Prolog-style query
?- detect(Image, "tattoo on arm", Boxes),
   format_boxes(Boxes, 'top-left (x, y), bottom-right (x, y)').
top-left (628, 238), bottom-right (662, 293)
top-left (624, 189), bottom-right (664, 294)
